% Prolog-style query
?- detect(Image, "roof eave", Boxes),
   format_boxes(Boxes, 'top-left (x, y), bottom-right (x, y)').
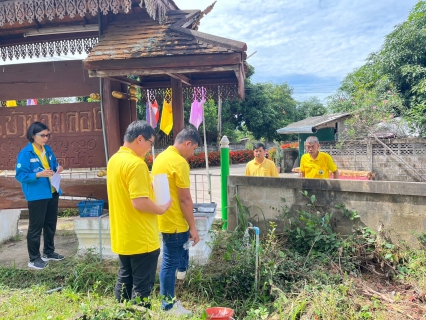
top-left (277, 126), bottom-right (315, 134)
top-left (169, 11), bottom-right (247, 52)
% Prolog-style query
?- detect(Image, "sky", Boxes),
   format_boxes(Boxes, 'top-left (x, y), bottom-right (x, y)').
top-left (175, 0), bottom-right (418, 102)
top-left (1, 0), bottom-right (419, 104)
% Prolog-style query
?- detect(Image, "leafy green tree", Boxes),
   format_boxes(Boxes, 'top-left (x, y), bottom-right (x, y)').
top-left (296, 97), bottom-right (328, 119)
top-left (328, 1), bottom-right (426, 136)
top-left (222, 65), bottom-right (298, 141)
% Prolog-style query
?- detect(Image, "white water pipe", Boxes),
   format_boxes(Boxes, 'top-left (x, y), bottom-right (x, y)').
top-left (247, 226), bottom-right (260, 290)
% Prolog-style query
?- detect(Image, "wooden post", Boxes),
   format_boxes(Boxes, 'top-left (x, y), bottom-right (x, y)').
top-left (171, 78), bottom-right (184, 139)
top-left (102, 78), bottom-right (122, 158)
top-left (119, 83), bottom-right (137, 141)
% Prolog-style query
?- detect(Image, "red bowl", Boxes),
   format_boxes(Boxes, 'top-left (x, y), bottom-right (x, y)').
top-left (205, 307), bottom-right (234, 319)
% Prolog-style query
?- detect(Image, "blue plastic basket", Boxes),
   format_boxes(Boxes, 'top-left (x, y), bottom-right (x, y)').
top-left (77, 199), bottom-right (105, 217)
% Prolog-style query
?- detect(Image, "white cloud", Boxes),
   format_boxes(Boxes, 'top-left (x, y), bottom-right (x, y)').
top-left (176, 0), bottom-right (418, 101)
top-left (2, 1), bottom-right (417, 102)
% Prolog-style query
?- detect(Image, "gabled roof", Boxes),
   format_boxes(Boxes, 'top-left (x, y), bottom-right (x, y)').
top-left (277, 113), bottom-right (350, 134)
top-left (84, 11), bottom-right (245, 61)
top-left (83, 9), bottom-right (247, 98)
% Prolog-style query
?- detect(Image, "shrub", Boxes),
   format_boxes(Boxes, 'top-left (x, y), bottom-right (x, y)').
top-left (145, 149), bottom-right (253, 170)
top-left (230, 150), bottom-right (253, 164)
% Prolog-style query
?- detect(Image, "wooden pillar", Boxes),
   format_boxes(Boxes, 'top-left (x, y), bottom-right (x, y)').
top-left (102, 78), bottom-right (122, 158)
top-left (171, 78), bottom-right (184, 140)
top-left (119, 83), bottom-right (137, 141)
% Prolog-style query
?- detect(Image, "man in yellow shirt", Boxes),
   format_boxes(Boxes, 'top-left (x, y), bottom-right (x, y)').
top-left (245, 143), bottom-right (279, 177)
top-left (107, 121), bottom-right (171, 306)
top-left (300, 136), bottom-right (339, 179)
top-left (151, 126), bottom-right (201, 316)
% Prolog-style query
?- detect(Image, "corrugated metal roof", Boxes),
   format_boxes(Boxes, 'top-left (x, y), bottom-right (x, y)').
top-left (277, 113), bottom-right (350, 134)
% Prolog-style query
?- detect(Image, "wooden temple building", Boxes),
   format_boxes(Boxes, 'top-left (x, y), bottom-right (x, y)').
top-left (0, 0), bottom-right (247, 208)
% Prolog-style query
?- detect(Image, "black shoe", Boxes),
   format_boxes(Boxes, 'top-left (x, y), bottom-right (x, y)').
top-left (28, 257), bottom-right (48, 270)
top-left (42, 252), bottom-right (65, 261)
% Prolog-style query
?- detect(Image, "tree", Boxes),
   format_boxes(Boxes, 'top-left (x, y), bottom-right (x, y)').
top-left (328, 1), bottom-right (426, 136)
top-left (296, 97), bottom-right (328, 119)
top-left (222, 65), bottom-right (299, 141)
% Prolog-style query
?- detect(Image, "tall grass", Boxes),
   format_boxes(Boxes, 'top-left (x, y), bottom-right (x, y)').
top-left (1, 200), bottom-right (426, 319)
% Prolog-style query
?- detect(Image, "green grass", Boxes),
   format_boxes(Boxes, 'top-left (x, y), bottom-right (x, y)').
top-left (1, 220), bottom-right (426, 319)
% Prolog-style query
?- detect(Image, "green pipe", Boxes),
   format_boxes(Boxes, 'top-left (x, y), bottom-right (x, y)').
top-left (220, 136), bottom-right (230, 230)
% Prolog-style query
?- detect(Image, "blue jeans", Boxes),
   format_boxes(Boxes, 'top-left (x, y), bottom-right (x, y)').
top-left (160, 230), bottom-right (189, 310)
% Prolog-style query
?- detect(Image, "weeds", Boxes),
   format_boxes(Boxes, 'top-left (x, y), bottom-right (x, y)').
top-left (58, 208), bottom-right (79, 218)
top-left (1, 191), bottom-right (426, 319)
top-left (283, 190), bottom-right (341, 256)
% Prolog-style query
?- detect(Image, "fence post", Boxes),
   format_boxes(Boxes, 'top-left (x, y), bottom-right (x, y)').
top-left (220, 136), bottom-right (230, 230)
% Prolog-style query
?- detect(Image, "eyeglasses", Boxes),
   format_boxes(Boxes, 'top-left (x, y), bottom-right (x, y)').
top-left (146, 139), bottom-right (155, 147)
top-left (36, 133), bottom-right (51, 138)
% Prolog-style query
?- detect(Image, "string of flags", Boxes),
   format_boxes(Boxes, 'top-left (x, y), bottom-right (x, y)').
top-left (146, 87), bottom-right (207, 135)
top-left (1, 99), bottom-right (38, 107)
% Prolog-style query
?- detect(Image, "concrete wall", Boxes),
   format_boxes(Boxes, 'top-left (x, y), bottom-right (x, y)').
top-left (320, 138), bottom-right (426, 182)
top-left (0, 209), bottom-right (20, 243)
top-left (227, 176), bottom-right (426, 245)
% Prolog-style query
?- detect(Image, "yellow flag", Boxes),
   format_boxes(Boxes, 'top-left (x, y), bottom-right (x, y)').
top-left (160, 95), bottom-right (173, 135)
top-left (6, 100), bottom-right (17, 107)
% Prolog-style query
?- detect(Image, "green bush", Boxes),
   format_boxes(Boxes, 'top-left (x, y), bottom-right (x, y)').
top-left (144, 149), bottom-right (253, 170)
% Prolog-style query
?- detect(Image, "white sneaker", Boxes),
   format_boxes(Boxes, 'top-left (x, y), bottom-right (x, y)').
top-left (176, 271), bottom-right (186, 280)
top-left (165, 301), bottom-right (192, 316)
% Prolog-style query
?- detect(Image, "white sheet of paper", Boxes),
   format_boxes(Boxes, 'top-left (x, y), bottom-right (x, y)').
top-left (51, 172), bottom-right (61, 191)
top-left (153, 173), bottom-right (170, 205)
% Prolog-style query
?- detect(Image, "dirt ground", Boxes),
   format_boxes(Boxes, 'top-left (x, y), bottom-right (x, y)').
top-left (0, 217), bottom-right (78, 269)
top-left (0, 165), bottom-right (297, 270)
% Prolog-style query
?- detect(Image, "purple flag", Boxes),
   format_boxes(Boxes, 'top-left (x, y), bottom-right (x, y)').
top-left (189, 87), bottom-right (206, 129)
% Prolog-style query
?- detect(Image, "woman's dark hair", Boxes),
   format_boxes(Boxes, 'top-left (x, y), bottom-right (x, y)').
top-left (26, 121), bottom-right (50, 143)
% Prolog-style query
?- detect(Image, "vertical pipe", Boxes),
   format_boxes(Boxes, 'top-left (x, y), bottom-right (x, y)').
top-left (220, 136), bottom-right (230, 229)
top-left (209, 173), bottom-right (212, 203)
top-left (98, 13), bottom-right (109, 164)
top-left (202, 108), bottom-right (212, 202)
top-left (147, 94), bottom-right (156, 161)
top-left (99, 82), bottom-right (108, 163)
top-left (253, 226), bottom-right (260, 291)
top-left (98, 213), bottom-right (108, 261)
top-left (217, 90), bottom-right (222, 150)
top-left (195, 175), bottom-right (198, 203)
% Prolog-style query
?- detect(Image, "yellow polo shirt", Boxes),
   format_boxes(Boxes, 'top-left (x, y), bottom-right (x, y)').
top-left (245, 158), bottom-right (279, 177)
top-left (107, 147), bottom-right (159, 255)
top-left (300, 151), bottom-right (337, 179)
top-left (151, 146), bottom-right (190, 233)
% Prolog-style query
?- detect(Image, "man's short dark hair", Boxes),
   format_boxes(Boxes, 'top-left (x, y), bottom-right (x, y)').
top-left (175, 126), bottom-right (201, 145)
top-left (253, 143), bottom-right (266, 151)
top-left (26, 121), bottom-right (49, 143)
top-left (124, 121), bottom-right (155, 143)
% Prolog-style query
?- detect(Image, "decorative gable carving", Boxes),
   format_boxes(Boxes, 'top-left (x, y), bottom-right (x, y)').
top-left (0, 0), bottom-right (177, 26)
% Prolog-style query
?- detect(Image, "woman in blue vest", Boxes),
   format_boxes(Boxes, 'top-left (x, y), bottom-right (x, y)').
top-left (15, 121), bottom-right (65, 270)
